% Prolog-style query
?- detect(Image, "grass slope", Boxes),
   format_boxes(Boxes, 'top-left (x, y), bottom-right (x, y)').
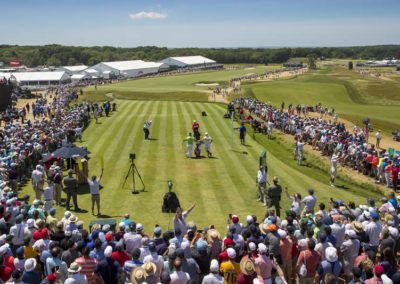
top-left (20, 100), bottom-right (382, 231)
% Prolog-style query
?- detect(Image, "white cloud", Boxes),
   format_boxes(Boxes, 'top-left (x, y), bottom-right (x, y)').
top-left (129, 11), bottom-right (167, 20)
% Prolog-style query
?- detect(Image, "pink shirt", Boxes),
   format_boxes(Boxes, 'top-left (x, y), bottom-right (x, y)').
top-left (254, 255), bottom-right (276, 279)
top-left (280, 238), bottom-right (293, 261)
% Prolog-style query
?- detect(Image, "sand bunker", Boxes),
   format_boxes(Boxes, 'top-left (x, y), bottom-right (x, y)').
top-left (195, 83), bottom-right (219, 86)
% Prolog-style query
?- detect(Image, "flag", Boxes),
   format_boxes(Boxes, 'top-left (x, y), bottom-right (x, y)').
top-left (77, 159), bottom-right (83, 171)
top-left (388, 148), bottom-right (394, 160)
top-left (100, 156), bottom-right (104, 168)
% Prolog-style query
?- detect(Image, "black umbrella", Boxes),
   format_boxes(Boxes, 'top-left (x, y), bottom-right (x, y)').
top-left (52, 144), bottom-right (90, 159)
top-left (362, 118), bottom-right (370, 125)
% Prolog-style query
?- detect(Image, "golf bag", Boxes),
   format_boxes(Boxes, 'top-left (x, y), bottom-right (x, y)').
top-left (162, 191), bottom-right (181, 213)
top-left (194, 140), bottom-right (201, 158)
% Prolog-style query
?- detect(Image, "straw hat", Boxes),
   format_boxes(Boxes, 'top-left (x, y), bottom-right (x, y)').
top-left (131, 266), bottom-right (146, 284)
top-left (143, 262), bottom-right (156, 277)
top-left (351, 221), bottom-right (363, 233)
top-left (240, 258), bottom-right (256, 276)
top-left (69, 215), bottom-right (78, 223)
top-left (206, 229), bottom-right (221, 243)
top-left (259, 223), bottom-right (269, 235)
top-left (68, 262), bottom-right (82, 273)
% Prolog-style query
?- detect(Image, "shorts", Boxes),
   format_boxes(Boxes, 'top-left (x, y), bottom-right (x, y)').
top-left (44, 200), bottom-right (53, 212)
top-left (240, 133), bottom-right (245, 139)
top-left (91, 194), bottom-right (100, 202)
top-left (331, 168), bottom-right (337, 178)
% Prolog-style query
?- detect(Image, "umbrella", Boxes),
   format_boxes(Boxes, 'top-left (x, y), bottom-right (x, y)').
top-left (362, 118), bottom-right (370, 125)
top-left (52, 144), bottom-right (90, 159)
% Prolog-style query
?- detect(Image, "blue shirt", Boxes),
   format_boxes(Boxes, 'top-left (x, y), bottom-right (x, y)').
top-left (23, 270), bottom-right (42, 284)
top-left (90, 249), bottom-right (105, 261)
top-left (389, 198), bottom-right (398, 210)
top-left (240, 126), bottom-right (246, 134)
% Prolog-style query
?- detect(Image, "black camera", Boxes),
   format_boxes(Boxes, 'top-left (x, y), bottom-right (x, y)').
top-left (129, 153), bottom-right (136, 160)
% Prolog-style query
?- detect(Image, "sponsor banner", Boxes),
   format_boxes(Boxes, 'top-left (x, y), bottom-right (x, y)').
top-left (9, 60), bottom-right (21, 66)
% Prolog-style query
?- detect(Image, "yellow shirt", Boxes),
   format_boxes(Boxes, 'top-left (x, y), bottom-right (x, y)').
top-left (220, 261), bottom-right (241, 284)
top-left (24, 246), bottom-right (38, 259)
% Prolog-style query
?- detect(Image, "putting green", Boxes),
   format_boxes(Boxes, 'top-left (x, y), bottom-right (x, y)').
top-left (20, 100), bottom-right (383, 231)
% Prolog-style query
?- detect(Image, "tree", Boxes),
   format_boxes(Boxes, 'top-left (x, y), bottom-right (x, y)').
top-left (307, 53), bottom-right (318, 70)
top-left (67, 57), bottom-right (77, 66)
top-left (46, 56), bottom-right (62, 67)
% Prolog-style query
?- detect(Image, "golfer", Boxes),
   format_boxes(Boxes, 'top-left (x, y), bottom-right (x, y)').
top-left (239, 123), bottom-right (246, 145)
top-left (376, 130), bottom-right (381, 148)
top-left (256, 165), bottom-right (267, 206)
top-left (143, 120), bottom-right (152, 140)
top-left (330, 154), bottom-right (338, 187)
top-left (267, 119), bottom-right (274, 139)
top-left (183, 133), bottom-right (195, 158)
top-left (87, 168), bottom-right (104, 216)
top-left (31, 165), bottom-right (44, 200)
top-left (192, 120), bottom-right (200, 140)
top-left (297, 139), bottom-right (304, 165)
top-left (203, 132), bottom-right (213, 157)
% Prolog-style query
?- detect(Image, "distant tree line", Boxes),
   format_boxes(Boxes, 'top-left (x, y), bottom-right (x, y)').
top-left (0, 44), bottom-right (399, 67)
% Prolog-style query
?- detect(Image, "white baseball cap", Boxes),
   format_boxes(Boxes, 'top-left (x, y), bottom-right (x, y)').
top-left (227, 248), bottom-right (236, 259)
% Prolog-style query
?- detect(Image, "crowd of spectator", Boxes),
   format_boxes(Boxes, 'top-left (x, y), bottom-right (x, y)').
top-left (233, 97), bottom-right (399, 190)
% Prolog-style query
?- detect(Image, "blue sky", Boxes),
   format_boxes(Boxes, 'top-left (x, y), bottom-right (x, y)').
top-left (2, 0), bottom-right (400, 47)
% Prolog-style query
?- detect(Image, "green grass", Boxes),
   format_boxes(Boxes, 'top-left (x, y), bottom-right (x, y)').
top-left (19, 100), bottom-right (384, 231)
top-left (79, 65), bottom-right (281, 102)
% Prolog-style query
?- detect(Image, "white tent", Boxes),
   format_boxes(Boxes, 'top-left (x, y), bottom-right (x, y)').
top-left (159, 55), bottom-right (216, 67)
top-left (83, 68), bottom-right (100, 76)
top-left (70, 73), bottom-right (90, 82)
top-left (89, 60), bottom-right (169, 78)
top-left (56, 65), bottom-right (88, 75)
top-left (11, 71), bottom-right (70, 88)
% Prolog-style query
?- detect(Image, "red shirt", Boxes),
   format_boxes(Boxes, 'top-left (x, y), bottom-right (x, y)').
top-left (392, 167), bottom-right (399, 182)
top-left (366, 154), bottom-right (373, 164)
top-left (296, 250), bottom-right (321, 278)
top-left (0, 266), bottom-right (12, 282)
top-left (192, 123), bottom-right (199, 132)
top-left (112, 251), bottom-right (130, 268)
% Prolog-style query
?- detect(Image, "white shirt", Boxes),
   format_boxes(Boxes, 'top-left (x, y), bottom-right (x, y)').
top-left (297, 141), bottom-right (304, 152)
top-left (257, 170), bottom-right (266, 183)
top-left (365, 221), bottom-right (382, 246)
top-left (173, 211), bottom-right (189, 236)
top-left (87, 179), bottom-right (100, 195)
top-left (302, 195), bottom-right (317, 211)
top-left (203, 137), bottom-right (212, 147)
top-left (202, 273), bottom-right (223, 284)
top-left (330, 223), bottom-right (346, 247)
top-left (331, 157), bottom-right (337, 170)
top-left (10, 223), bottom-right (28, 245)
top-left (75, 128), bottom-right (83, 136)
top-left (31, 170), bottom-right (44, 184)
top-left (170, 271), bottom-right (190, 284)
top-left (376, 132), bottom-right (381, 139)
top-left (315, 242), bottom-right (333, 261)
top-left (43, 185), bottom-right (53, 201)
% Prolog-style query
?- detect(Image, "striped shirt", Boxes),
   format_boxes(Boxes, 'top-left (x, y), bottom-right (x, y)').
top-left (75, 256), bottom-right (98, 284)
top-left (123, 260), bottom-right (143, 283)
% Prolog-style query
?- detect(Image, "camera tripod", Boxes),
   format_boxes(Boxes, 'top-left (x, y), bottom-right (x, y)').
top-left (122, 159), bottom-right (145, 194)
